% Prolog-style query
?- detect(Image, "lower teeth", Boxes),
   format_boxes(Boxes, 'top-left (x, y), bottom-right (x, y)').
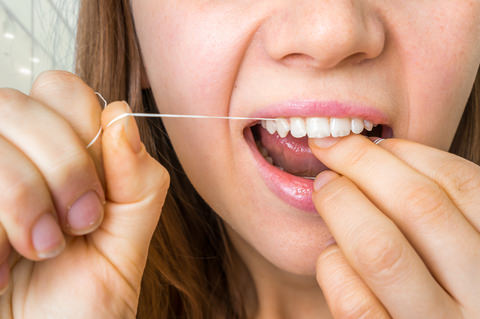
top-left (260, 149), bottom-right (285, 171)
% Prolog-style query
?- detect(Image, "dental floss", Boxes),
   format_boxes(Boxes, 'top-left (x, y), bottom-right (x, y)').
top-left (87, 93), bottom-right (275, 149)
top-left (95, 92), bottom-right (107, 109)
top-left (372, 137), bottom-right (385, 145)
top-left (90, 92), bottom-right (317, 180)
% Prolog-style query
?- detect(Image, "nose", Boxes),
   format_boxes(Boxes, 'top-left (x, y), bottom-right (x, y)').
top-left (262, 0), bottom-right (386, 70)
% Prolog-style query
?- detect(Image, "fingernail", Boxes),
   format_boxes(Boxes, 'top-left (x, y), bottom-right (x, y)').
top-left (313, 170), bottom-right (337, 191)
top-left (32, 213), bottom-right (65, 259)
top-left (123, 102), bottom-right (142, 153)
top-left (311, 136), bottom-right (340, 149)
top-left (67, 191), bottom-right (104, 235)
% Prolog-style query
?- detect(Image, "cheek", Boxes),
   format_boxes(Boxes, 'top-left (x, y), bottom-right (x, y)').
top-left (132, 1), bottom-right (260, 184)
top-left (132, 2), bottom-right (274, 215)
top-left (393, 1), bottom-right (480, 149)
top-left (133, 2), bottom-right (259, 117)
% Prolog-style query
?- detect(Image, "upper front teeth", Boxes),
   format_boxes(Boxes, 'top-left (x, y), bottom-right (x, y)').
top-left (260, 117), bottom-right (374, 138)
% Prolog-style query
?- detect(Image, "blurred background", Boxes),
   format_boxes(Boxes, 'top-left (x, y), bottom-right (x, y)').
top-left (0, 0), bottom-right (78, 93)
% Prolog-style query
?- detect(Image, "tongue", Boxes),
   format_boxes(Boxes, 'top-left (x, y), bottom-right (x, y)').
top-left (256, 125), bottom-right (328, 177)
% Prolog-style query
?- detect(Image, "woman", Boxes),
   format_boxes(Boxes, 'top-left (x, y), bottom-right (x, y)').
top-left (0, 0), bottom-right (479, 317)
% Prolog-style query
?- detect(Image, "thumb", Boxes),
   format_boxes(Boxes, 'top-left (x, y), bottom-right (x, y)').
top-left (92, 101), bottom-right (170, 282)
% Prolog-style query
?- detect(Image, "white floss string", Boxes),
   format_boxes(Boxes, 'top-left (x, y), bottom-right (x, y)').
top-left (89, 93), bottom-right (316, 180)
top-left (88, 92), bottom-right (275, 149)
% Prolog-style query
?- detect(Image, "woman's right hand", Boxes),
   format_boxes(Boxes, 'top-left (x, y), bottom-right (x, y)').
top-left (0, 71), bottom-right (170, 319)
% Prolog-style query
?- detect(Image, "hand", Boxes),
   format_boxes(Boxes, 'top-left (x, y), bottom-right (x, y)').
top-left (0, 71), bottom-right (169, 318)
top-left (309, 135), bottom-right (480, 318)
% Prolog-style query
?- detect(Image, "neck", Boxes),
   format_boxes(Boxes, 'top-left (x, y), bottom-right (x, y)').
top-left (225, 225), bottom-right (333, 319)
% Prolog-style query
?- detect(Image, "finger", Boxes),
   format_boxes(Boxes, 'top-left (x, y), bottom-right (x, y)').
top-left (90, 101), bottom-right (170, 289)
top-left (0, 88), bottom-right (105, 236)
top-left (313, 172), bottom-right (461, 318)
top-left (309, 135), bottom-right (480, 305)
top-left (0, 135), bottom-right (65, 260)
top-left (317, 244), bottom-right (391, 319)
top-left (371, 138), bottom-right (480, 230)
top-left (29, 71), bottom-right (105, 186)
top-left (0, 262), bottom-right (9, 295)
top-left (0, 225), bottom-right (9, 295)
top-left (0, 225), bottom-right (11, 265)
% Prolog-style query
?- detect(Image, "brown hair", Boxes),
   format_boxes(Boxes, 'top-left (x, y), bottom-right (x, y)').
top-left (75, 1), bottom-right (480, 317)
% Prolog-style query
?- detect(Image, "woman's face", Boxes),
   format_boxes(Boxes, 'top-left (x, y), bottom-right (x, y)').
top-left (131, 1), bottom-right (480, 276)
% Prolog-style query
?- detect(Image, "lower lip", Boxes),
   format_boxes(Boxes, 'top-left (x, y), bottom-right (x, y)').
top-left (244, 127), bottom-right (318, 213)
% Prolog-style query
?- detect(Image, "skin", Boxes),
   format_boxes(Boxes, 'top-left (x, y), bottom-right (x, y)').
top-left (0, 0), bottom-right (478, 318)
top-left (131, 0), bottom-right (480, 318)
top-left (0, 73), bottom-right (170, 318)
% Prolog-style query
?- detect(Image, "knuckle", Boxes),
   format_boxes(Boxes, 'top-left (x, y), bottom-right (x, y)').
top-left (402, 182), bottom-right (449, 226)
top-left (30, 71), bottom-right (101, 133)
top-left (344, 142), bottom-right (371, 168)
top-left (354, 229), bottom-right (407, 283)
top-left (0, 88), bottom-right (27, 109)
top-left (443, 160), bottom-right (480, 194)
top-left (31, 70), bottom-right (82, 93)
top-left (454, 172), bottom-right (480, 194)
top-left (47, 149), bottom-right (94, 178)
top-left (148, 154), bottom-right (171, 191)
top-left (6, 179), bottom-right (32, 206)
top-left (154, 165), bottom-right (171, 197)
top-left (1, 179), bottom-right (47, 228)
top-left (334, 290), bottom-right (376, 319)
top-left (315, 176), bottom-right (350, 211)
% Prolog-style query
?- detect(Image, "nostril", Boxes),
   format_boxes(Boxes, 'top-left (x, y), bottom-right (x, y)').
top-left (281, 53), bottom-right (319, 68)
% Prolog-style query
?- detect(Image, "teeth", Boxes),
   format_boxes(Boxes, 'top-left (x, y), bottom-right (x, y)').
top-left (258, 142), bottom-right (283, 169)
top-left (266, 120), bottom-right (277, 134)
top-left (259, 145), bottom-right (269, 157)
top-left (306, 117), bottom-right (330, 138)
top-left (290, 117), bottom-right (307, 138)
top-left (351, 118), bottom-right (364, 134)
top-left (364, 120), bottom-right (373, 131)
top-left (260, 116), bottom-right (377, 139)
top-left (276, 118), bottom-right (290, 138)
top-left (330, 117), bottom-right (351, 137)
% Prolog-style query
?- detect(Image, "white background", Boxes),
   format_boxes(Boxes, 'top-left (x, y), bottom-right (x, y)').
top-left (0, 0), bottom-right (79, 93)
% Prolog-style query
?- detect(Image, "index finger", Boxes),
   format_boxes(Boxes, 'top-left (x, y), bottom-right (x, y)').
top-left (308, 134), bottom-right (480, 306)
top-left (29, 71), bottom-right (105, 186)
top-left (371, 138), bottom-right (480, 229)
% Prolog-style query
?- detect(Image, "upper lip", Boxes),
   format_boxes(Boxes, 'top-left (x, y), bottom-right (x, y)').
top-left (243, 99), bottom-right (390, 128)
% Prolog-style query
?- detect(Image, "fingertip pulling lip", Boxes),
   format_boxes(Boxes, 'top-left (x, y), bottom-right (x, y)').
top-left (239, 99), bottom-right (390, 213)
top-left (245, 99), bottom-right (390, 127)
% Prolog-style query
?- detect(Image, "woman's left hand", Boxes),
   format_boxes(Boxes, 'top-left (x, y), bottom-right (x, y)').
top-left (308, 135), bottom-right (480, 319)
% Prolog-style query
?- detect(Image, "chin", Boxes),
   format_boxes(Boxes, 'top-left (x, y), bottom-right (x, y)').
top-left (227, 216), bottom-right (335, 277)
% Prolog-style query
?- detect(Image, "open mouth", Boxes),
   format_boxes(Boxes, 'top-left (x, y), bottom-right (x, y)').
top-left (250, 117), bottom-right (392, 178)
top-left (243, 116), bottom-right (393, 212)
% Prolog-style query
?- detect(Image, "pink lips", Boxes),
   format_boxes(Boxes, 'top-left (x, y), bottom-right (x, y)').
top-left (245, 127), bottom-right (318, 212)
top-left (244, 100), bottom-right (389, 213)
